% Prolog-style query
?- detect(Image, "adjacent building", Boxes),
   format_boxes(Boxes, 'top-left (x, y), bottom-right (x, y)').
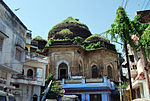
top-left (125, 44), bottom-right (149, 99)
top-left (11, 32), bottom-right (48, 101)
top-left (0, 0), bottom-right (27, 93)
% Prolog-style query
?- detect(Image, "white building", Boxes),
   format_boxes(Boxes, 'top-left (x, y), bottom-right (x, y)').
top-left (125, 44), bottom-right (149, 99)
top-left (0, 0), bottom-right (27, 93)
top-left (11, 32), bottom-right (48, 101)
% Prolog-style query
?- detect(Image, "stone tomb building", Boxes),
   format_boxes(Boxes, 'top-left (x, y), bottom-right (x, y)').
top-left (45, 17), bottom-right (119, 82)
top-left (44, 17), bottom-right (119, 101)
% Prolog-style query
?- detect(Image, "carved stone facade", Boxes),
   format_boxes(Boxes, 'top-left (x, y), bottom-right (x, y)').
top-left (47, 45), bottom-right (119, 82)
top-left (45, 17), bottom-right (119, 83)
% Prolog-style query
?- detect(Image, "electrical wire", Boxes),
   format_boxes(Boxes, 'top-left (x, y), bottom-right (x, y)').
top-left (122, 0), bottom-right (125, 7)
top-left (124, 0), bottom-right (129, 9)
top-left (145, 0), bottom-right (150, 9)
top-left (142, 0), bottom-right (147, 10)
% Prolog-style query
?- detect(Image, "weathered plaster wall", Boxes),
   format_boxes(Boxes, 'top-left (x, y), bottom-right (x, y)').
top-left (48, 46), bottom-right (118, 82)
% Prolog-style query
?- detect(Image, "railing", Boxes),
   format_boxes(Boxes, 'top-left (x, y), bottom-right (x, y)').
top-left (25, 52), bottom-right (48, 60)
top-left (64, 78), bottom-right (104, 84)
top-left (12, 74), bottom-right (40, 81)
top-left (62, 77), bottom-right (115, 90)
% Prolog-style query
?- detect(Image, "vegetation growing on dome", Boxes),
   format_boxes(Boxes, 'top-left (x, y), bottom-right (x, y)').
top-left (81, 41), bottom-right (101, 50)
top-left (45, 38), bottom-right (72, 47)
top-left (45, 39), bottom-right (53, 47)
top-left (36, 49), bottom-right (42, 52)
top-left (57, 29), bottom-right (72, 34)
top-left (85, 34), bottom-right (110, 43)
top-left (33, 36), bottom-right (47, 41)
top-left (45, 33), bottom-right (115, 51)
top-left (49, 17), bottom-right (89, 34)
top-left (73, 36), bottom-right (84, 45)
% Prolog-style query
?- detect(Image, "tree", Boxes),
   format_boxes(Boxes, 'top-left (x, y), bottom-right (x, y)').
top-left (106, 6), bottom-right (150, 100)
top-left (107, 6), bottom-right (134, 100)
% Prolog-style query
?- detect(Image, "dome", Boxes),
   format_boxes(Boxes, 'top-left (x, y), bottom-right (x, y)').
top-left (85, 34), bottom-right (110, 43)
top-left (48, 17), bottom-right (92, 39)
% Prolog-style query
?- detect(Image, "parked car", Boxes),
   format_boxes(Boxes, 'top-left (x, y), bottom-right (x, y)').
top-left (0, 91), bottom-right (16, 101)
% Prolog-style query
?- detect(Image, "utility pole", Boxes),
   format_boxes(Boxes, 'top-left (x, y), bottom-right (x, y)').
top-left (117, 54), bottom-right (122, 101)
top-left (124, 40), bottom-right (133, 100)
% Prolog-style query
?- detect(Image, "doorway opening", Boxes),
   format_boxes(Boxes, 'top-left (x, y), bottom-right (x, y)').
top-left (58, 63), bottom-right (68, 79)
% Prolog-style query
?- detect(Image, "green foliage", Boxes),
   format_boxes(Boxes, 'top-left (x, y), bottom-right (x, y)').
top-left (106, 6), bottom-right (150, 59)
top-left (45, 38), bottom-right (72, 47)
top-left (36, 49), bottom-right (42, 52)
top-left (85, 34), bottom-right (109, 43)
top-left (73, 36), bottom-right (84, 45)
top-left (46, 80), bottom-right (64, 99)
top-left (140, 25), bottom-right (150, 58)
top-left (33, 36), bottom-right (47, 41)
top-left (81, 41), bottom-right (101, 50)
top-left (107, 6), bottom-right (132, 42)
top-left (57, 29), bottom-right (72, 34)
top-left (45, 73), bottom-right (53, 82)
top-left (115, 81), bottom-right (129, 89)
top-left (45, 38), bottom-right (54, 47)
top-left (49, 17), bottom-right (88, 34)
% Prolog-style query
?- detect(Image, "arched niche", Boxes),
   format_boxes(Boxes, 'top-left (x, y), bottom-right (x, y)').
top-left (56, 59), bottom-right (70, 79)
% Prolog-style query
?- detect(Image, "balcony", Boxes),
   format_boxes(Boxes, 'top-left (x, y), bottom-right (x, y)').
top-left (25, 52), bottom-right (48, 63)
top-left (62, 77), bottom-right (115, 91)
top-left (11, 74), bottom-right (43, 86)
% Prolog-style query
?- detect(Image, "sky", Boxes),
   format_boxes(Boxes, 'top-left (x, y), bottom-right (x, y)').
top-left (3, 0), bottom-right (150, 52)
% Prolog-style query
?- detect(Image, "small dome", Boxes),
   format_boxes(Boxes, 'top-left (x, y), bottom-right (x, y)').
top-left (85, 34), bottom-right (110, 43)
top-left (48, 17), bottom-right (92, 39)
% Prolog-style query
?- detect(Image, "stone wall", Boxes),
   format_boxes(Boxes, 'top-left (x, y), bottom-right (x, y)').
top-left (48, 46), bottom-right (118, 82)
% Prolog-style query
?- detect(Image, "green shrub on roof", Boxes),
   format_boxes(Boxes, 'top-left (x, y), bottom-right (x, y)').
top-left (33, 36), bottom-right (47, 41)
top-left (85, 34), bottom-right (110, 43)
top-left (49, 17), bottom-right (88, 34)
top-left (57, 29), bottom-right (72, 34)
top-left (45, 38), bottom-right (54, 47)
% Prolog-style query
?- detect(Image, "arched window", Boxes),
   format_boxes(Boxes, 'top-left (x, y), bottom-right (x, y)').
top-left (27, 69), bottom-right (33, 77)
top-left (107, 65), bottom-right (112, 79)
top-left (92, 65), bottom-right (98, 78)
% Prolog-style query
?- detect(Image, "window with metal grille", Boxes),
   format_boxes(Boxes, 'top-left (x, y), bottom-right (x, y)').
top-left (15, 48), bottom-right (22, 61)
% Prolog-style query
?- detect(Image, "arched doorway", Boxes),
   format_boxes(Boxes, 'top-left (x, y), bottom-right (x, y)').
top-left (92, 65), bottom-right (98, 78)
top-left (58, 63), bottom-right (68, 79)
top-left (33, 94), bottom-right (38, 101)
